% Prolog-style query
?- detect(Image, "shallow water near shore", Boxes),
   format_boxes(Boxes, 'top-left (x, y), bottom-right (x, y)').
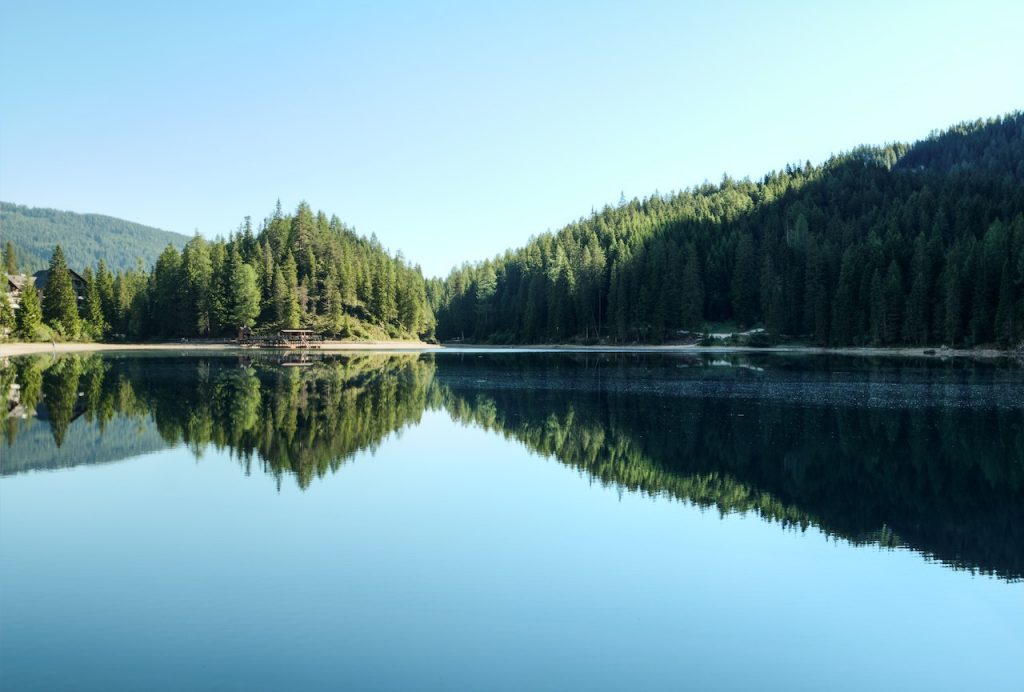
top-left (2, 351), bottom-right (1022, 691)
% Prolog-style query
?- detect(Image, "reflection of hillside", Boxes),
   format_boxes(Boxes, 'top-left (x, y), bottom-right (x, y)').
top-left (4, 352), bottom-right (1023, 580)
top-left (1, 415), bottom-right (169, 475)
top-left (434, 355), bottom-right (1024, 581)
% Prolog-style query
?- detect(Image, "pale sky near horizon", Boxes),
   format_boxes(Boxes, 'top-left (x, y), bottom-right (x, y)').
top-left (1, 1), bottom-right (1022, 276)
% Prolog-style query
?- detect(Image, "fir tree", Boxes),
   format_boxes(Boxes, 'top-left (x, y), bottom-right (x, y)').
top-left (41, 246), bottom-right (80, 338)
top-left (81, 266), bottom-right (107, 338)
top-left (4, 240), bottom-right (17, 274)
top-left (16, 283), bottom-right (43, 340)
top-left (224, 249), bottom-right (260, 328)
top-left (0, 291), bottom-right (15, 337)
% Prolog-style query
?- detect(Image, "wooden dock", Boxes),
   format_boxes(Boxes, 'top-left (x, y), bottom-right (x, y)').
top-left (239, 329), bottom-right (323, 350)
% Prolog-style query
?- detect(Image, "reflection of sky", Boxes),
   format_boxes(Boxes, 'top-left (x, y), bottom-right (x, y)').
top-left (2, 409), bottom-right (1022, 691)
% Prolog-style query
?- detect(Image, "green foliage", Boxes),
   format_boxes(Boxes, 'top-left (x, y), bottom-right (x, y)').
top-left (1, 202), bottom-right (189, 272)
top-left (80, 266), bottom-right (107, 339)
top-left (0, 290), bottom-right (15, 337)
top-left (434, 112), bottom-right (1024, 347)
top-left (41, 246), bottom-right (81, 339)
top-left (4, 240), bottom-right (17, 274)
top-left (14, 282), bottom-right (44, 340)
top-left (180, 236), bottom-right (213, 335)
top-left (224, 252), bottom-right (261, 328)
top-left (8, 112), bottom-right (1023, 348)
top-left (52, 202), bottom-right (438, 341)
top-left (273, 252), bottom-right (300, 329)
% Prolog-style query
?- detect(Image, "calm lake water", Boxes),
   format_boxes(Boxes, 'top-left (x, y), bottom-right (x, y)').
top-left (2, 351), bottom-right (1022, 691)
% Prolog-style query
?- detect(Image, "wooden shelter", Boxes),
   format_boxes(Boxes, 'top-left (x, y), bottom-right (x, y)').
top-left (239, 329), bottom-right (323, 349)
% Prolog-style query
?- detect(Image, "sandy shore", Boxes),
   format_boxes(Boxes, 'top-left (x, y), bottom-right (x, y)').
top-left (444, 343), bottom-right (1016, 359)
top-left (2, 339), bottom-right (1018, 360)
top-left (0, 340), bottom-right (441, 358)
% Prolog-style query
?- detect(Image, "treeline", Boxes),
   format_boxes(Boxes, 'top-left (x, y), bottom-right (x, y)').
top-left (432, 112), bottom-right (1024, 347)
top-left (5, 202), bottom-right (436, 341)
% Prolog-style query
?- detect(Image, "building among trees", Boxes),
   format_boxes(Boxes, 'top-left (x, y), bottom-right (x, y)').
top-left (32, 267), bottom-right (88, 303)
top-left (4, 274), bottom-right (31, 310)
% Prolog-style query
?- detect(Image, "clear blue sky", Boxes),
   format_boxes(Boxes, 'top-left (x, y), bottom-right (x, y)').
top-left (2, 1), bottom-right (1021, 277)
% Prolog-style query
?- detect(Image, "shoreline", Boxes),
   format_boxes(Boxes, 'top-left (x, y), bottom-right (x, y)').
top-left (0, 340), bottom-right (1017, 360)
top-left (442, 343), bottom-right (1017, 359)
top-left (0, 340), bottom-right (442, 358)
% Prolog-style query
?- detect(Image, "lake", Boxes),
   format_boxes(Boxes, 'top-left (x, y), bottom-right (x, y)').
top-left (1, 350), bottom-right (1022, 691)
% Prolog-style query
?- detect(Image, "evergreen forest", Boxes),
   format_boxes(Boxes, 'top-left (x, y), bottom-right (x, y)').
top-left (0, 202), bottom-right (190, 272)
top-left (4, 202), bottom-right (435, 341)
top-left (4, 112), bottom-right (1024, 348)
top-left (433, 112), bottom-right (1024, 348)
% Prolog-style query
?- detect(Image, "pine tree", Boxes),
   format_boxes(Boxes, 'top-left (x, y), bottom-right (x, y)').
top-left (869, 269), bottom-right (885, 345)
top-left (41, 246), bottom-right (80, 339)
top-left (943, 264), bottom-right (963, 346)
top-left (4, 241), bottom-right (17, 274)
top-left (804, 243), bottom-right (829, 344)
top-left (903, 235), bottom-right (931, 344)
top-left (95, 260), bottom-right (118, 331)
top-left (273, 265), bottom-right (299, 329)
top-left (474, 264), bottom-right (497, 338)
top-left (181, 236), bottom-right (213, 336)
top-left (679, 246), bottom-right (704, 331)
top-left (15, 283), bottom-right (43, 340)
top-left (224, 250), bottom-right (260, 328)
top-left (325, 284), bottom-right (345, 335)
top-left (608, 262), bottom-right (623, 341)
top-left (883, 261), bottom-right (904, 345)
top-left (0, 291), bottom-right (15, 337)
top-left (150, 244), bottom-right (185, 337)
top-left (81, 266), bottom-right (107, 338)
top-left (731, 234), bottom-right (757, 327)
top-left (994, 260), bottom-right (1016, 348)
top-left (831, 249), bottom-right (857, 344)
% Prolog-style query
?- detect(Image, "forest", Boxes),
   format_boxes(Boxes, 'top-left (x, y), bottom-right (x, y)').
top-left (2, 201), bottom-right (435, 341)
top-left (0, 202), bottom-right (190, 272)
top-left (4, 112), bottom-right (1024, 347)
top-left (433, 112), bottom-right (1024, 348)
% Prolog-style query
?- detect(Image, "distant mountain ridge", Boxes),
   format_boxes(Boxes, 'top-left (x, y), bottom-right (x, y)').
top-left (0, 202), bottom-right (190, 272)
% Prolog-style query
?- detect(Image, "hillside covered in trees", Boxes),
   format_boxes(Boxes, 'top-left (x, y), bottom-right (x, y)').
top-left (5, 112), bottom-right (1024, 348)
top-left (432, 112), bottom-right (1024, 348)
top-left (0, 202), bottom-right (190, 272)
top-left (6, 202), bottom-right (434, 341)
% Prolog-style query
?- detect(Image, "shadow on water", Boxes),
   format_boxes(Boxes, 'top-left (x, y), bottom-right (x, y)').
top-left (3, 351), bottom-right (1023, 581)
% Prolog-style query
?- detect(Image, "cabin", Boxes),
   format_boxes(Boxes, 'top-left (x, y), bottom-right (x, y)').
top-left (4, 274), bottom-right (31, 310)
top-left (32, 268), bottom-right (88, 303)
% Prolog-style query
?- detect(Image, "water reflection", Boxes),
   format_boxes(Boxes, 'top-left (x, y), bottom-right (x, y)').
top-left (3, 351), bottom-right (1023, 580)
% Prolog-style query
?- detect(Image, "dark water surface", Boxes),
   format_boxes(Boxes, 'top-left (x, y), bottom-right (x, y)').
top-left (2, 351), bottom-right (1022, 691)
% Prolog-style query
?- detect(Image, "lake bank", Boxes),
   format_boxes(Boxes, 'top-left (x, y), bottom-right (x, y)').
top-left (2, 339), bottom-right (1018, 361)
top-left (0, 339), bottom-right (441, 357)
top-left (444, 342), bottom-right (1018, 360)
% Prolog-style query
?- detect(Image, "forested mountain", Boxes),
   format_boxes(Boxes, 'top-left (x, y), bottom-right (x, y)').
top-left (432, 112), bottom-right (1024, 348)
top-left (10, 201), bottom-right (435, 342)
top-left (0, 202), bottom-right (189, 272)
top-left (6, 112), bottom-right (1023, 347)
